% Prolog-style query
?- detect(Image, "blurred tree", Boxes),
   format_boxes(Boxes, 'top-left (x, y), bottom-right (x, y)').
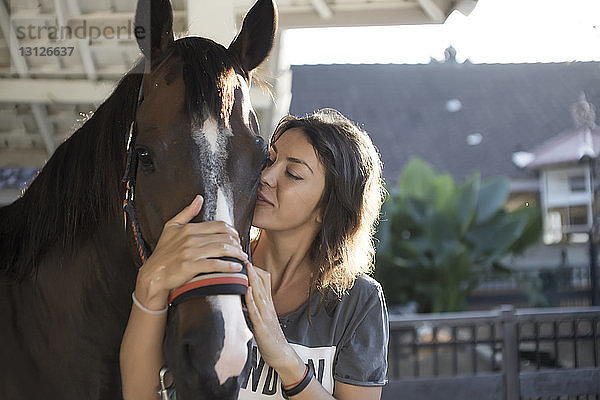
top-left (375, 157), bottom-right (542, 313)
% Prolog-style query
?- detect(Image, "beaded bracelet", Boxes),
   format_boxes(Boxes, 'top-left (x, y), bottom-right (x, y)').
top-left (281, 362), bottom-right (314, 399)
top-left (131, 292), bottom-right (168, 315)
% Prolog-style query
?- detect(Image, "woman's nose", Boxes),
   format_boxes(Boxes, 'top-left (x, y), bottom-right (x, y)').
top-left (259, 164), bottom-right (277, 187)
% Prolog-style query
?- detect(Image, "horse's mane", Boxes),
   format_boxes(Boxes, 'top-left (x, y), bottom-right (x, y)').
top-left (0, 61), bottom-right (144, 283)
top-left (0, 38), bottom-right (241, 283)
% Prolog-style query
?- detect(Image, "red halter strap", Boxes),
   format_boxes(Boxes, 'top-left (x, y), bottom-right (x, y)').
top-left (168, 257), bottom-right (249, 306)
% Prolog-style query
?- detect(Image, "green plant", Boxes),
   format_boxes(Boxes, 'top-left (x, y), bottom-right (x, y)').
top-left (376, 157), bottom-right (542, 313)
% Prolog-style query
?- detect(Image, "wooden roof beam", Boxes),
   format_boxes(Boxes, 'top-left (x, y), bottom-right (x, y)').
top-left (416, 0), bottom-right (446, 23)
top-left (1, 0), bottom-right (56, 155)
top-left (311, 0), bottom-right (333, 20)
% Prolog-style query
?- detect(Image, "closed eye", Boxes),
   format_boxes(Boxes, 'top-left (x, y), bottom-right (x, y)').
top-left (264, 151), bottom-right (302, 180)
top-left (286, 170), bottom-right (302, 180)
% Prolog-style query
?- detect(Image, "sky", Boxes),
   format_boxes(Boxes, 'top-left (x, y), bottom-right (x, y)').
top-left (279, 0), bottom-right (600, 65)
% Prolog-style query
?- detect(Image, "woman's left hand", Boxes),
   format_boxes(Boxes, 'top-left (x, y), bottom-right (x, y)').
top-left (246, 263), bottom-right (379, 399)
top-left (245, 263), bottom-right (307, 386)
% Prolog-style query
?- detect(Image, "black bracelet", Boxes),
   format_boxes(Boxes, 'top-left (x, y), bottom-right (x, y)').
top-left (281, 362), bottom-right (314, 398)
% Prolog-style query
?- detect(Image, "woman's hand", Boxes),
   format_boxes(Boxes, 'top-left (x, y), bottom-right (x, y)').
top-left (245, 263), bottom-right (307, 387)
top-left (134, 195), bottom-right (248, 311)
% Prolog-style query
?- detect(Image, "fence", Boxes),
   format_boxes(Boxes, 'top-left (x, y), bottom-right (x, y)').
top-left (382, 306), bottom-right (600, 400)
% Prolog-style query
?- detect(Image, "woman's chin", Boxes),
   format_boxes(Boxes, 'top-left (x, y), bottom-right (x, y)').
top-left (251, 216), bottom-right (282, 232)
top-left (251, 214), bottom-right (267, 229)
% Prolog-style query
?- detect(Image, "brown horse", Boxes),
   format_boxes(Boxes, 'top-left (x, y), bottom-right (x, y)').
top-left (0, 0), bottom-right (277, 398)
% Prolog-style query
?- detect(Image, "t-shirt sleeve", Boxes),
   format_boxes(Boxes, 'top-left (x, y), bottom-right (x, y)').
top-left (333, 282), bottom-right (389, 386)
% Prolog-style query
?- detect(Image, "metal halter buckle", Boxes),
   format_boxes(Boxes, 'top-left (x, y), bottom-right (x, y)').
top-left (158, 367), bottom-right (172, 400)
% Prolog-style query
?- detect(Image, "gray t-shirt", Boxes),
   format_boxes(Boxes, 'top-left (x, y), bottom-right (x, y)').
top-left (238, 274), bottom-right (389, 399)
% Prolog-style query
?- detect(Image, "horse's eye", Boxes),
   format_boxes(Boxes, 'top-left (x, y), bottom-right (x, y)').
top-left (137, 148), bottom-right (154, 171)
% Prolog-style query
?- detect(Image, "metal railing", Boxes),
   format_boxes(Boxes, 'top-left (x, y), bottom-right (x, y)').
top-left (382, 306), bottom-right (600, 400)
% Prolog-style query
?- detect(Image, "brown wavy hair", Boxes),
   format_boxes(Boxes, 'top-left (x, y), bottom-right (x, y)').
top-left (268, 108), bottom-right (385, 297)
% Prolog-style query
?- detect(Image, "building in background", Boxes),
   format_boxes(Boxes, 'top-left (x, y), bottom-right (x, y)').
top-left (289, 56), bottom-right (600, 307)
top-left (526, 94), bottom-right (599, 246)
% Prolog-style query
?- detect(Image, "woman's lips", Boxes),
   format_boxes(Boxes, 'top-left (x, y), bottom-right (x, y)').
top-left (256, 192), bottom-right (274, 206)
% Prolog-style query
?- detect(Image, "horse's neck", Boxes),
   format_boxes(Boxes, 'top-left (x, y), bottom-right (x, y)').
top-left (8, 218), bottom-right (136, 323)
top-left (0, 63), bottom-right (142, 399)
top-left (0, 218), bottom-right (138, 398)
top-left (37, 219), bottom-right (138, 307)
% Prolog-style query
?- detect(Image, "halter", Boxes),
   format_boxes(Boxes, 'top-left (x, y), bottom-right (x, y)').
top-left (122, 70), bottom-right (149, 263)
top-left (121, 65), bottom-right (249, 307)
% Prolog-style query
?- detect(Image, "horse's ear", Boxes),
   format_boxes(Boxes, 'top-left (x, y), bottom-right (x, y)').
top-left (228, 0), bottom-right (278, 74)
top-left (134, 0), bottom-right (174, 63)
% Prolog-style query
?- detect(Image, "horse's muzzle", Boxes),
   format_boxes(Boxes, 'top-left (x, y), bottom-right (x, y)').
top-left (165, 295), bottom-right (252, 400)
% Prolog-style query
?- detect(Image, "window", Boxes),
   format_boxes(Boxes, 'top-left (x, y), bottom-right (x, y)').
top-left (568, 175), bottom-right (586, 193)
top-left (546, 205), bottom-right (590, 241)
top-left (568, 205), bottom-right (588, 226)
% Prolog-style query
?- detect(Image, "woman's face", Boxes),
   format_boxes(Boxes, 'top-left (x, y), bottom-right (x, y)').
top-left (252, 128), bottom-right (326, 232)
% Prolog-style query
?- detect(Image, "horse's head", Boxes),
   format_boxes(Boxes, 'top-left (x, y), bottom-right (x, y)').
top-left (130, 0), bottom-right (277, 398)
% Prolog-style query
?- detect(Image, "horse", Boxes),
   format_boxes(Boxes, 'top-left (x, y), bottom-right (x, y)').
top-left (0, 0), bottom-right (277, 398)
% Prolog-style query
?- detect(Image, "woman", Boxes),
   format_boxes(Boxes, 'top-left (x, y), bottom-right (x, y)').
top-left (120, 109), bottom-right (388, 399)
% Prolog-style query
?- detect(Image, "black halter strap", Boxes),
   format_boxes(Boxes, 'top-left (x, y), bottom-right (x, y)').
top-left (121, 65), bottom-right (250, 304)
top-left (122, 69), bottom-right (149, 263)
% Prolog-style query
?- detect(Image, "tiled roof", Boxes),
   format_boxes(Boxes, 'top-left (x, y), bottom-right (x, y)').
top-left (288, 61), bottom-right (600, 185)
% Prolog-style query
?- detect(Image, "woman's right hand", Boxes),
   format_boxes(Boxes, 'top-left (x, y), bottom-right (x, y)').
top-left (133, 195), bottom-right (248, 311)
